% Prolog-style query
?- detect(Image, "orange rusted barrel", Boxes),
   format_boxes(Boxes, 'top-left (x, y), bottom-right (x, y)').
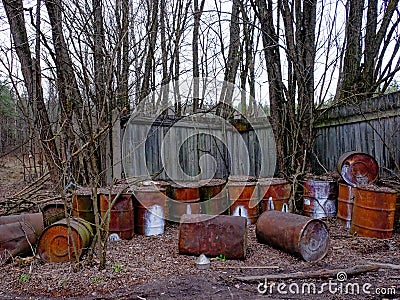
top-left (256, 210), bottom-right (330, 262)
top-left (337, 183), bottom-right (355, 229)
top-left (179, 214), bottom-right (247, 259)
top-left (41, 201), bottom-right (65, 227)
top-left (133, 187), bottom-right (166, 236)
top-left (302, 178), bottom-right (337, 218)
top-left (350, 185), bottom-right (397, 239)
top-left (258, 178), bottom-right (291, 212)
top-left (380, 181), bottom-right (400, 228)
top-left (228, 179), bottom-right (260, 224)
top-left (167, 181), bottom-right (201, 223)
top-left (99, 188), bottom-right (134, 240)
top-left (72, 188), bottom-right (95, 224)
top-left (37, 218), bottom-right (92, 262)
top-left (337, 151), bottom-right (378, 186)
top-left (199, 179), bottom-right (229, 215)
top-left (0, 213), bottom-right (44, 263)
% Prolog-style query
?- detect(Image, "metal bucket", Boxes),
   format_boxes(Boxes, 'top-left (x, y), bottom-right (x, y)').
top-left (337, 151), bottom-right (379, 186)
top-left (179, 214), bottom-right (247, 259)
top-left (256, 210), bottom-right (330, 262)
top-left (228, 181), bottom-right (260, 224)
top-left (350, 185), bottom-right (397, 239)
top-left (303, 178), bottom-right (337, 218)
top-left (133, 187), bottom-right (166, 236)
top-left (72, 188), bottom-right (95, 224)
top-left (41, 202), bottom-right (66, 227)
top-left (0, 213), bottom-right (44, 262)
top-left (167, 182), bottom-right (201, 223)
top-left (199, 179), bottom-right (229, 215)
top-left (258, 178), bottom-right (291, 212)
top-left (337, 183), bottom-right (355, 229)
top-left (37, 217), bottom-right (93, 262)
top-left (99, 190), bottom-right (134, 240)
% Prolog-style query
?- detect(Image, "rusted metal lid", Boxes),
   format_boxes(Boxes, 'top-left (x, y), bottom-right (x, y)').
top-left (337, 151), bottom-right (379, 186)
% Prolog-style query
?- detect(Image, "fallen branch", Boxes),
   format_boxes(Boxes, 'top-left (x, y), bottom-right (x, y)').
top-left (215, 266), bottom-right (279, 270)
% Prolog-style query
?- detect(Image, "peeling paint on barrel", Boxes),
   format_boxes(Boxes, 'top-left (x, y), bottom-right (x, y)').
top-left (303, 178), bottom-right (338, 218)
top-left (167, 182), bottom-right (201, 223)
top-left (337, 183), bottom-right (355, 229)
top-left (228, 180), bottom-right (260, 224)
top-left (258, 178), bottom-right (291, 212)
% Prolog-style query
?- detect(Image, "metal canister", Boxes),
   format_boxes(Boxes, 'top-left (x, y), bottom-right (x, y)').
top-left (179, 214), bottom-right (247, 259)
top-left (199, 179), bottom-right (229, 215)
top-left (337, 183), bottom-right (355, 229)
top-left (380, 181), bottom-right (400, 227)
top-left (256, 210), bottom-right (330, 262)
top-left (133, 186), bottom-right (166, 236)
top-left (258, 178), bottom-right (291, 212)
top-left (350, 185), bottom-right (397, 239)
top-left (0, 213), bottom-right (44, 262)
top-left (337, 151), bottom-right (379, 186)
top-left (303, 178), bottom-right (338, 218)
top-left (167, 181), bottom-right (201, 223)
top-left (72, 188), bottom-right (95, 224)
top-left (228, 178), bottom-right (260, 224)
top-left (41, 201), bottom-right (66, 227)
top-left (37, 217), bottom-right (92, 262)
top-left (99, 188), bottom-right (134, 240)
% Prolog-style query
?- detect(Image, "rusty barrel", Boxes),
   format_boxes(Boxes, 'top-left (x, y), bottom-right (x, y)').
top-left (167, 181), bottom-right (201, 223)
top-left (41, 201), bottom-right (66, 227)
top-left (303, 178), bottom-right (337, 218)
top-left (337, 151), bottom-right (378, 186)
top-left (380, 181), bottom-right (400, 227)
top-left (256, 210), bottom-right (330, 262)
top-left (72, 188), bottom-right (95, 224)
top-left (199, 179), bottom-right (229, 215)
top-left (179, 214), bottom-right (247, 259)
top-left (258, 178), bottom-right (291, 212)
top-left (37, 217), bottom-right (92, 262)
top-left (228, 178), bottom-right (260, 225)
top-left (133, 186), bottom-right (166, 236)
top-left (0, 213), bottom-right (44, 263)
top-left (99, 189), bottom-right (134, 240)
top-left (337, 183), bottom-right (355, 229)
top-left (350, 185), bottom-right (397, 239)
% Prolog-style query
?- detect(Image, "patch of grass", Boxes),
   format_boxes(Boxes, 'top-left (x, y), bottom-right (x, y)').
top-left (216, 254), bottom-right (226, 262)
top-left (91, 277), bottom-right (101, 284)
top-left (111, 262), bottom-right (124, 273)
top-left (18, 274), bottom-right (30, 283)
top-left (59, 279), bottom-right (67, 286)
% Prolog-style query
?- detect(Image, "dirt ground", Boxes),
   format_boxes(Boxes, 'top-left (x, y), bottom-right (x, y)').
top-left (1, 156), bottom-right (400, 300)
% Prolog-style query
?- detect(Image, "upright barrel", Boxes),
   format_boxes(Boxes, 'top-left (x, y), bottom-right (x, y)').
top-left (337, 183), bottom-right (355, 229)
top-left (199, 179), bottom-right (229, 215)
top-left (380, 181), bottom-right (400, 228)
top-left (256, 210), bottom-right (330, 262)
top-left (350, 185), bottom-right (397, 239)
top-left (303, 178), bottom-right (338, 218)
top-left (167, 181), bottom-right (201, 223)
top-left (337, 151), bottom-right (378, 186)
top-left (258, 178), bottom-right (291, 212)
top-left (37, 218), bottom-right (92, 262)
top-left (228, 178), bottom-right (260, 225)
top-left (41, 201), bottom-right (65, 227)
top-left (133, 186), bottom-right (166, 236)
top-left (99, 187), bottom-right (134, 240)
top-left (72, 188), bottom-right (95, 224)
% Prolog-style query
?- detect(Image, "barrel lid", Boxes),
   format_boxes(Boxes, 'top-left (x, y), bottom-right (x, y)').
top-left (337, 151), bottom-right (379, 186)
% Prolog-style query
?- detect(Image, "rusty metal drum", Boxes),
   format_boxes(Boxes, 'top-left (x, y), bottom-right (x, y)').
top-left (258, 178), bottom-right (291, 212)
top-left (256, 210), bottom-right (330, 262)
top-left (72, 188), bottom-right (95, 224)
top-left (337, 183), bottom-right (355, 229)
top-left (199, 179), bottom-right (229, 215)
top-left (167, 181), bottom-right (201, 223)
top-left (228, 177), bottom-right (260, 224)
top-left (337, 151), bottom-right (379, 186)
top-left (350, 185), bottom-right (397, 239)
top-left (133, 186), bottom-right (166, 236)
top-left (99, 189), bottom-right (134, 240)
top-left (303, 178), bottom-right (338, 218)
top-left (179, 214), bottom-right (247, 259)
top-left (41, 201), bottom-right (66, 227)
top-left (0, 213), bottom-right (44, 263)
top-left (37, 217), bottom-right (92, 262)
top-left (380, 181), bottom-right (400, 227)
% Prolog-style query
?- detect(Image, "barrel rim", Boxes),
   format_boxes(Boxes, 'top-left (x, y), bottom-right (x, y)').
top-left (297, 218), bottom-right (330, 262)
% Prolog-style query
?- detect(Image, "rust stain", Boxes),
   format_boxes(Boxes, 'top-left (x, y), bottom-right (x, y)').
top-left (337, 151), bottom-right (379, 186)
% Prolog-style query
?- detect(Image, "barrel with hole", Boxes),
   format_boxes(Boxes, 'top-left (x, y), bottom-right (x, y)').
top-left (133, 186), bottom-right (166, 236)
top-left (258, 178), bottom-right (291, 212)
top-left (228, 179), bottom-right (260, 225)
top-left (167, 182), bottom-right (201, 223)
top-left (199, 179), bottom-right (229, 215)
top-left (37, 217), bottom-right (93, 262)
top-left (256, 210), bottom-right (330, 262)
top-left (303, 178), bottom-right (338, 218)
top-left (99, 187), bottom-right (134, 240)
top-left (72, 188), bottom-right (95, 224)
top-left (337, 183), bottom-right (355, 229)
top-left (350, 185), bottom-right (397, 239)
